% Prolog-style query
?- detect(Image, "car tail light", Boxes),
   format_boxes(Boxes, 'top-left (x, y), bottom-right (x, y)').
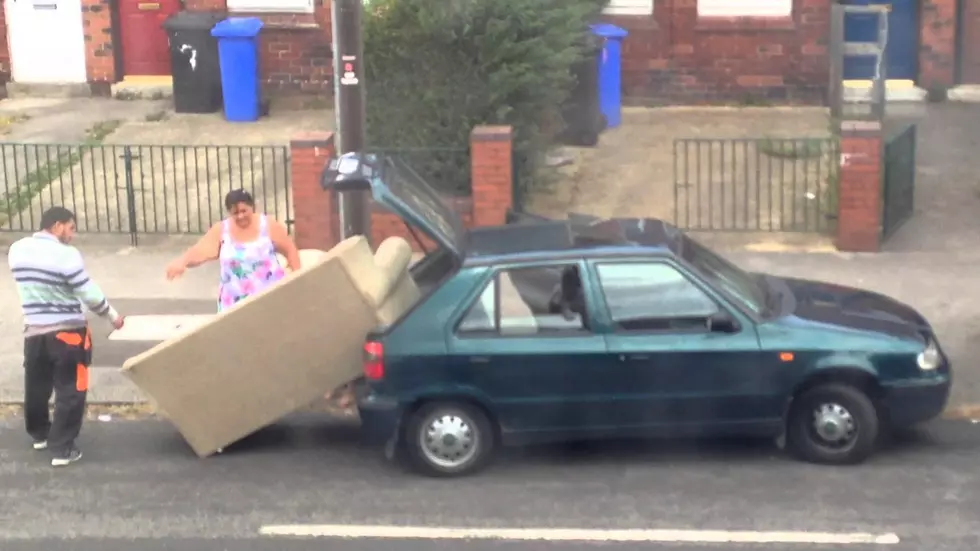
top-left (363, 341), bottom-right (384, 380)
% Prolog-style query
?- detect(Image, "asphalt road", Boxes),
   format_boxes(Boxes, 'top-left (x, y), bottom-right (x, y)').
top-left (0, 539), bottom-right (931, 551)
top-left (1, 414), bottom-right (979, 550)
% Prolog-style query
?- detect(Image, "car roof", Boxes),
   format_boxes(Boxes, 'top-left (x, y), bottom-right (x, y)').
top-left (462, 216), bottom-right (687, 267)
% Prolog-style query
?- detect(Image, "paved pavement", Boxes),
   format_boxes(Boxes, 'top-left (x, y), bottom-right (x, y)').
top-left (88, 297), bottom-right (215, 366)
top-left (0, 415), bottom-right (977, 549)
top-left (883, 103), bottom-right (980, 253)
top-left (0, 235), bottom-right (213, 402)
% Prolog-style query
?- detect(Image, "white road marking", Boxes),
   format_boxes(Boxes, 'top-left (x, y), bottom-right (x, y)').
top-left (258, 524), bottom-right (901, 545)
top-left (108, 314), bottom-right (214, 342)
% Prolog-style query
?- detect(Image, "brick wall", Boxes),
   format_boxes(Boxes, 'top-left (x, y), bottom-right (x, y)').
top-left (183, 0), bottom-right (334, 93)
top-left (835, 120), bottom-right (884, 253)
top-left (290, 131), bottom-right (338, 251)
top-left (290, 126), bottom-right (514, 252)
top-left (603, 0), bottom-right (829, 104)
top-left (0, 0), bottom-right (9, 87)
top-left (69, 0), bottom-right (962, 101)
top-left (963, 0), bottom-right (980, 84)
top-left (918, 0), bottom-right (958, 89)
top-left (184, 0), bottom-right (226, 9)
top-left (82, 0), bottom-right (116, 91)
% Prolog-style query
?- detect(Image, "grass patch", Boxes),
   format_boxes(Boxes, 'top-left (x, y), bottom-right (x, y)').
top-left (0, 113), bottom-right (30, 135)
top-left (86, 119), bottom-right (121, 142)
top-left (757, 137), bottom-right (828, 160)
top-left (113, 90), bottom-right (139, 101)
top-left (145, 110), bottom-right (170, 122)
top-left (0, 120), bottom-right (122, 227)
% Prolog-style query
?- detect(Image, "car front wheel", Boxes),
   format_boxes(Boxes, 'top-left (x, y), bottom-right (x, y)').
top-left (786, 383), bottom-right (880, 465)
top-left (403, 401), bottom-right (496, 478)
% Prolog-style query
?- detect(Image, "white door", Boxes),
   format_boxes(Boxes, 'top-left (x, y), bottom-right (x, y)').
top-left (6, 0), bottom-right (87, 83)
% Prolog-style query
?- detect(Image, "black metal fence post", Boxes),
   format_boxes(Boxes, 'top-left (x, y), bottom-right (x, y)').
top-left (121, 146), bottom-right (139, 247)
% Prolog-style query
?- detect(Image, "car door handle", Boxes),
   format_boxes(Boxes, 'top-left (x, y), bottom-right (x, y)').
top-left (469, 356), bottom-right (491, 364)
top-left (620, 354), bottom-right (650, 361)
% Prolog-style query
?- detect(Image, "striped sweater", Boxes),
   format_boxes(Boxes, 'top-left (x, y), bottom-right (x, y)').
top-left (7, 232), bottom-right (119, 331)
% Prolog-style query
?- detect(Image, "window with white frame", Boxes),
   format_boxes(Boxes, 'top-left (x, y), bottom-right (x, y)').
top-left (603, 0), bottom-right (653, 16)
top-left (697, 0), bottom-right (792, 17)
top-left (227, 0), bottom-right (314, 13)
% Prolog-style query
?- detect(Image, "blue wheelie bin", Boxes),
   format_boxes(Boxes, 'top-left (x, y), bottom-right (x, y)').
top-left (589, 23), bottom-right (629, 129)
top-left (211, 17), bottom-right (264, 122)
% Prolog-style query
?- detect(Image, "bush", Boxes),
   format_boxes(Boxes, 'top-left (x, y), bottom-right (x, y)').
top-left (363, 0), bottom-right (610, 196)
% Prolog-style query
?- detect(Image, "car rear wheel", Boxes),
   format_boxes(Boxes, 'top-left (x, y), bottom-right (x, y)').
top-left (403, 401), bottom-right (496, 478)
top-left (786, 383), bottom-right (879, 465)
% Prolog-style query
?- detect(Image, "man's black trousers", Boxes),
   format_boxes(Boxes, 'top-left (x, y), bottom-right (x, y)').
top-left (23, 326), bottom-right (91, 456)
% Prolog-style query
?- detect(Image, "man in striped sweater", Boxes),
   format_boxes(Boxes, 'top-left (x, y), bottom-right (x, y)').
top-left (7, 207), bottom-right (125, 467)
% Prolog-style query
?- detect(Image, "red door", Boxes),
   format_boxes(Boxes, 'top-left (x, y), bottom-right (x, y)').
top-left (963, 0), bottom-right (980, 84)
top-left (119, 0), bottom-right (181, 76)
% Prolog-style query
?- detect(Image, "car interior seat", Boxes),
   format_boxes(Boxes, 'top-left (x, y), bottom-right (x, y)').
top-left (558, 266), bottom-right (589, 330)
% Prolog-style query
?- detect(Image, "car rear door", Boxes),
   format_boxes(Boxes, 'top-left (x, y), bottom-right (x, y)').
top-left (445, 260), bottom-right (617, 438)
top-left (589, 259), bottom-right (780, 432)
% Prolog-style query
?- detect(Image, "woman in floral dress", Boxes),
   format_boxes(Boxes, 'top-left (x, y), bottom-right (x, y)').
top-left (165, 189), bottom-right (354, 408)
top-left (166, 189), bottom-right (299, 310)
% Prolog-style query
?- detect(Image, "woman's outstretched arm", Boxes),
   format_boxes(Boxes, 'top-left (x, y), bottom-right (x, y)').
top-left (166, 223), bottom-right (222, 280)
top-left (269, 218), bottom-right (301, 272)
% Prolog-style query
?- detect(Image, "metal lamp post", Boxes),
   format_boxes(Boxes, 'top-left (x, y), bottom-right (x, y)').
top-left (331, 0), bottom-right (371, 242)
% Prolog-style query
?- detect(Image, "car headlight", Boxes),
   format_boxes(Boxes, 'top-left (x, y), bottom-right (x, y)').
top-left (917, 340), bottom-right (941, 370)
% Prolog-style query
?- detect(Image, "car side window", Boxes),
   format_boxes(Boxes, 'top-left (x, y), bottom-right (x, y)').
top-left (456, 265), bottom-right (590, 337)
top-left (458, 282), bottom-right (496, 333)
top-left (596, 262), bottom-right (720, 332)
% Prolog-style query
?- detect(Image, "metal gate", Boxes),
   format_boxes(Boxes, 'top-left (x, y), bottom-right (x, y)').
top-left (881, 123), bottom-right (916, 239)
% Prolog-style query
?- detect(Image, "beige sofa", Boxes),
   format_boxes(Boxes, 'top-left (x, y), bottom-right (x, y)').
top-left (120, 235), bottom-right (420, 458)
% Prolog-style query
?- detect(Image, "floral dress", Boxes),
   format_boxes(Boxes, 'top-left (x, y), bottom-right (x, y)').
top-left (217, 214), bottom-right (287, 313)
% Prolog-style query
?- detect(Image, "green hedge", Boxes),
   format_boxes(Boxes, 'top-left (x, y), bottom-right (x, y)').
top-left (363, 0), bottom-right (610, 196)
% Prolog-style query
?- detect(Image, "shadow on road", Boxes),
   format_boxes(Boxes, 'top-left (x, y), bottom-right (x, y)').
top-left (139, 413), bottom-right (978, 469)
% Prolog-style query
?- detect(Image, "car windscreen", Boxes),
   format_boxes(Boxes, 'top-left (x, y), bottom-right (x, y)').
top-left (680, 236), bottom-right (768, 317)
top-left (385, 156), bottom-right (466, 253)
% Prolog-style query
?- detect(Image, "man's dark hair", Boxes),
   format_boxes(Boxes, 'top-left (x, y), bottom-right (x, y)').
top-left (39, 207), bottom-right (75, 231)
top-left (224, 189), bottom-right (255, 211)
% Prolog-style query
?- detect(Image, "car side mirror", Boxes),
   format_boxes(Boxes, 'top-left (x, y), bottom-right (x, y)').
top-left (707, 312), bottom-right (740, 333)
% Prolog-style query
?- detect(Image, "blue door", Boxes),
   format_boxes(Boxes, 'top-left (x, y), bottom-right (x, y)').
top-left (842, 0), bottom-right (919, 80)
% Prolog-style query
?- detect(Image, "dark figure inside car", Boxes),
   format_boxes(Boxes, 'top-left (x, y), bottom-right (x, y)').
top-left (548, 266), bottom-right (588, 327)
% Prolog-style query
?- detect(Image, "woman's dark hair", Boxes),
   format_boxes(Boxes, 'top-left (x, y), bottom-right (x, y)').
top-left (224, 189), bottom-right (255, 211)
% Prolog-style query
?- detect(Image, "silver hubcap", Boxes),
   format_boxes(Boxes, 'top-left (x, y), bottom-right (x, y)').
top-left (419, 411), bottom-right (478, 469)
top-left (812, 402), bottom-right (856, 445)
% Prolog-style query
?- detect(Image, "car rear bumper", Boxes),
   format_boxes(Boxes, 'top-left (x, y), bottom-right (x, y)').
top-left (882, 375), bottom-right (951, 428)
top-left (355, 389), bottom-right (402, 447)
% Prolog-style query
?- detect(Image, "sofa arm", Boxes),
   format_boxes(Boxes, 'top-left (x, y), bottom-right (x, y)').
top-left (362, 237), bottom-right (415, 305)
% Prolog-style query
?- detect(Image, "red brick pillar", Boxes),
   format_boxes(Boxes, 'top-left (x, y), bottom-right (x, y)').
top-left (82, 0), bottom-right (117, 92)
top-left (290, 132), bottom-right (338, 250)
top-left (835, 120), bottom-right (883, 253)
top-left (470, 126), bottom-right (514, 227)
top-left (918, 0), bottom-right (957, 90)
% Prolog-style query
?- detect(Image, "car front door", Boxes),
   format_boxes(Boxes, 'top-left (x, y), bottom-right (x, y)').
top-left (446, 260), bottom-right (617, 439)
top-left (590, 259), bottom-right (779, 433)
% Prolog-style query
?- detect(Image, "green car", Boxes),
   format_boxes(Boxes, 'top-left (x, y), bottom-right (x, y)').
top-left (352, 157), bottom-right (951, 478)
